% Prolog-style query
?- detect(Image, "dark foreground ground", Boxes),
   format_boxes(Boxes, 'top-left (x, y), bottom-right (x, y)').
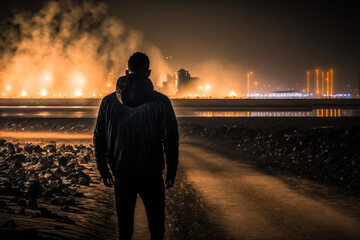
top-left (1, 117), bottom-right (360, 239)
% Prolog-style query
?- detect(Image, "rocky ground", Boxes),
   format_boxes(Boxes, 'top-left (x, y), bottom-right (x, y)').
top-left (179, 123), bottom-right (360, 194)
top-left (0, 137), bottom-right (225, 240)
top-left (0, 139), bottom-right (118, 239)
top-left (1, 117), bottom-right (360, 239)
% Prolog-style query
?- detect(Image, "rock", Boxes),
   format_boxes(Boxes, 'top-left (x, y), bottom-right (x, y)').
top-left (5, 142), bottom-right (16, 154)
top-left (65, 145), bottom-right (74, 152)
top-left (16, 147), bottom-right (23, 153)
top-left (6, 154), bottom-right (27, 163)
top-left (53, 168), bottom-right (64, 178)
top-left (78, 177), bottom-right (90, 186)
top-left (33, 145), bottom-right (44, 153)
top-left (44, 144), bottom-right (56, 153)
top-left (27, 170), bottom-right (40, 182)
top-left (9, 159), bottom-right (23, 171)
top-left (81, 153), bottom-right (91, 163)
top-left (58, 156), bottom-right (70, 167)
top-left (66, 159), bottom-right (78, 169)
top-left (24, 144), bottom-right (35, 154)
top-left (34, 157), bottom-right (52, 170)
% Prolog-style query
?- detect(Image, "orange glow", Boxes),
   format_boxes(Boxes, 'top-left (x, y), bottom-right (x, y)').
top-left (229, 91), bottom-right (237, 97)
top-left (0, 1), bottom-right (172, 99)
top-left (74, 89), bottom-right (83, 97)
top-left (40, 89), bottom-right (47, 97)
top-left (330, 69), bottom-right (334, 97)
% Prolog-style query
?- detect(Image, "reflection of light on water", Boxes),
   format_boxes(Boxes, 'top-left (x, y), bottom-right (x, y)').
top-left (0, 131), bottom-right (93, 140)
top-left (316, 109), bottom-right (341, 117)
top-left (196, 109), bottom-right (347, 117)
top-left (196, 111), bottom-right (251, 117)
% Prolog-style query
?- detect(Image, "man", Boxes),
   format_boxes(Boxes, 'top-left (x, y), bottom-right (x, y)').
top-left (93, 52), bottom-right (179, 240)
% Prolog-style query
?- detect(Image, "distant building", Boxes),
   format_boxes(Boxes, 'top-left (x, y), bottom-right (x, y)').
top-left (175, 69), bottom-right (198, 96)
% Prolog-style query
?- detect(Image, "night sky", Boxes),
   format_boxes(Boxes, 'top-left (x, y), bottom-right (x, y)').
top-left (1, 0), bottom-right (359, 92)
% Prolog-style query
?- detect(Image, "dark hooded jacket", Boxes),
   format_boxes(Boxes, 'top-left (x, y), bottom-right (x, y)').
top-left (93, 73), bottom-right (179, 179)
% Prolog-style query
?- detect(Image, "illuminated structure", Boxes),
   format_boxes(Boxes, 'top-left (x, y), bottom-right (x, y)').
top-left (175, 69), bottom-right (198, 96)
top-left (326, 71), bottom-right (330, 97)
top-left (315, 69), bottom-right (320, 97)
top-left (321, 71), bottom-right (325, 96)
top-left (306, 71), bottom-right (310, 94)
top-left (305, 68), bottom-right (335, 98)
top-left (330, 69), bottom-right (334, 96)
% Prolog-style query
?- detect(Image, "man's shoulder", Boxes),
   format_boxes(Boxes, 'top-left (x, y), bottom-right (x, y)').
top-left (151, 90), bottom-right (172, 105)
top-left (101, 92), bottom-right (117, 104)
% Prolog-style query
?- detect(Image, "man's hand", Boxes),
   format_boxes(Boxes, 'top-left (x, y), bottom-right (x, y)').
top-left (165, 175), bottom-right (175, 189)
top-left (102, 172), bottom-right (114, 188)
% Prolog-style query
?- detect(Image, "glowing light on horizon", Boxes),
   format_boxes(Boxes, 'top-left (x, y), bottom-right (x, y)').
top-left (205, 85), bottom-right (211, 89)
top-left (21, 90), bottom-right (27, 96)
top-left (229, 91), bottom-right (237, 97)
top-left (107, 83), bottom-right (111, 87)
top-left (40, 89), bottom-right (47, 97)
top-left (74, 89), bottom-right (83, 96)
top-left (6, 86), bottom-right (11, 90)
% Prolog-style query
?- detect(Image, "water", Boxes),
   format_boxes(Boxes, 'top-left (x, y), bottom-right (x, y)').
top-left (0, 106), bottom-right (359, 118)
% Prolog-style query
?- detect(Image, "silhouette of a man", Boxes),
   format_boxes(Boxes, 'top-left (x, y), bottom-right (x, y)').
top-left (94, 52), bottom-right (179, 240)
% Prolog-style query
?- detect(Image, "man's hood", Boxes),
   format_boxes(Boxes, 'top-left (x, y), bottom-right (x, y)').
top-left (116, 73), bottom-right (154, 107)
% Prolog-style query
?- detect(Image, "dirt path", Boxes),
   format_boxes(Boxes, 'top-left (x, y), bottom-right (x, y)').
top-left (180, 142), bottom-right (360, 240)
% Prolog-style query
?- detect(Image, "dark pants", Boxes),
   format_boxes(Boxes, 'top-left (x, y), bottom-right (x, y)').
top-left (114, 175), bottom-right (165, 240)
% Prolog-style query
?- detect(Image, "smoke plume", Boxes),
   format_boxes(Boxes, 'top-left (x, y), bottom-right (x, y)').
top-left (0, 0), bottom-right (169, 98)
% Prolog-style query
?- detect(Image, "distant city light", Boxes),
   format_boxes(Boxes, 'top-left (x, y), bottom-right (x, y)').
top-left (198, 86), bottom-right (203, 89)
top-left (21, 90), bottom-right (27, 96)
top-left (40, 89), bottom-right (47, 97)
top-left (107, 83), bottom-right (111, 87)
top-left (206, 85), bottom-right (211, 89)
top-left (229, 91), bottom-right (237, 97)
top-left (74, 89), bottom-right (83, 96)
top-left (6, 86), bottom-right (11, 90)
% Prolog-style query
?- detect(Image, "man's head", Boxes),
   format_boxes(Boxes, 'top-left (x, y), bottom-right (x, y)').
top-left (128, 52), bottom-right (151, 76)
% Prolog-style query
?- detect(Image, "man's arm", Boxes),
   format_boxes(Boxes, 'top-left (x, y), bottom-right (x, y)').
top-left (93, 99), bottom-right (113, 187)
top-left (162, 99), bottom-right (179, 189)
